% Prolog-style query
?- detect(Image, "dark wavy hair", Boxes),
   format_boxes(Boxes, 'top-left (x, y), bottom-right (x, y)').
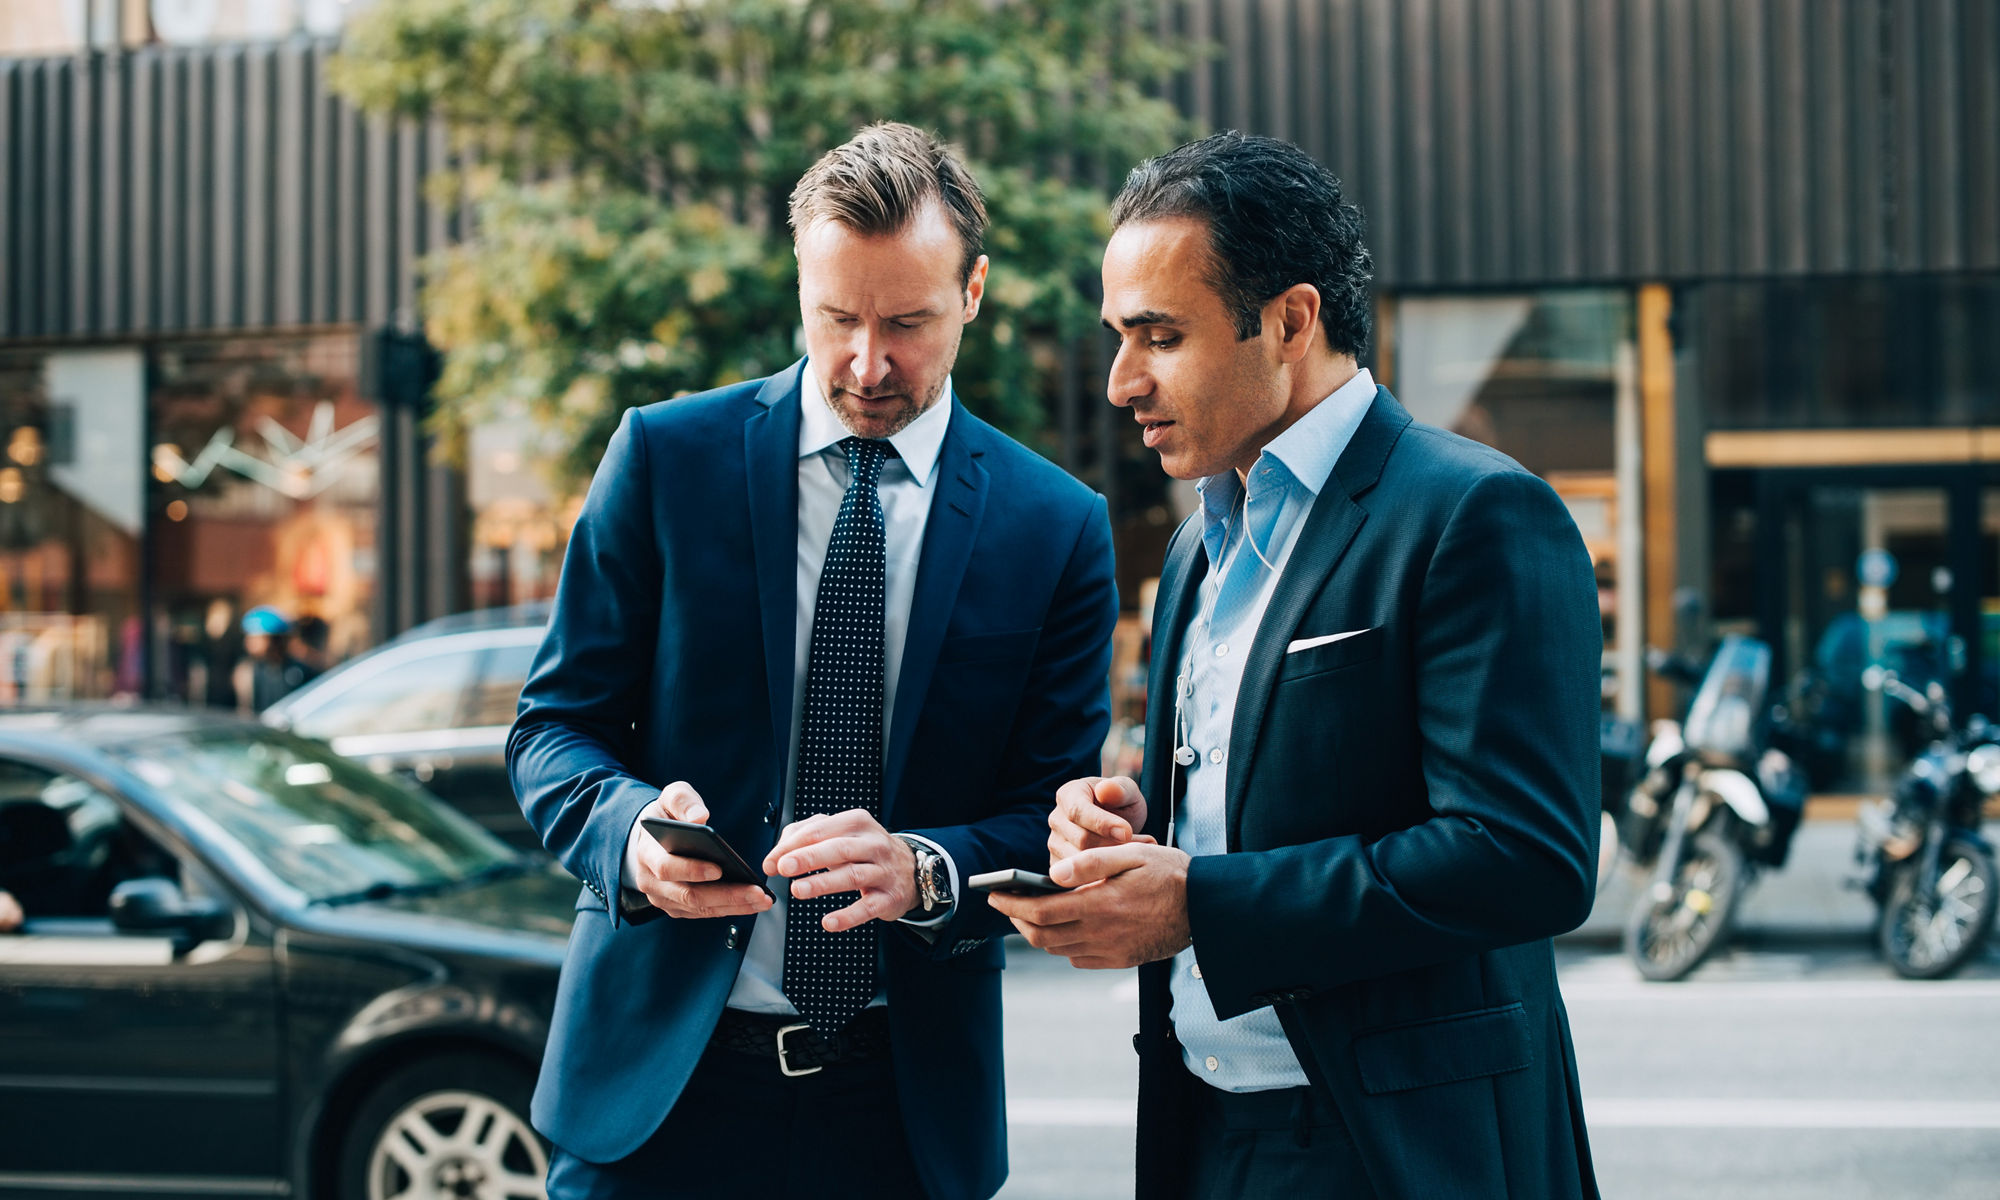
top-left (1110, 132), bottom-right (1372, 357)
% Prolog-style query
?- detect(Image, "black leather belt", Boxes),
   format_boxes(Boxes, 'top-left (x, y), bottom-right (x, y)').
top-left (710, 1006), bottom-right (892, 1076)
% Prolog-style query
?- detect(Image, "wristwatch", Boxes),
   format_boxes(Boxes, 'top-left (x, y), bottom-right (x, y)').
top-left (901, 837), bottom-right (954, 916)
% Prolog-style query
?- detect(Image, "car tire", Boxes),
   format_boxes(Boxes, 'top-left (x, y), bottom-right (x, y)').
top-left (336, 1051), bottom-right (549, 1200)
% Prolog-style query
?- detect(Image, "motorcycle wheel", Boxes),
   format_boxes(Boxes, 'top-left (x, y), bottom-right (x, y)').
top-left (1878, 837), bottom-right (1999, 980)
top-left (1625, 829), bottom-right (1746, 982)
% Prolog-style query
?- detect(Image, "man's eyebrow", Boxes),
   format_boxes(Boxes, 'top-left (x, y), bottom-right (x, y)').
top-left (1111, 309), bottom-right (1179, 330)
top-left (816, 303), bottom-right (942, 321)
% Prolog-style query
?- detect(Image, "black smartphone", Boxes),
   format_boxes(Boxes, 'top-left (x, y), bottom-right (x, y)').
top-left (967, 868), bottom-right (1067, 896)
top-left (640, 817), bottom-right (771, 893)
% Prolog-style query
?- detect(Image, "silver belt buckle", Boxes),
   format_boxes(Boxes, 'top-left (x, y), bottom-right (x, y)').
top-left (775, 1021), bottom-right (823, 1077)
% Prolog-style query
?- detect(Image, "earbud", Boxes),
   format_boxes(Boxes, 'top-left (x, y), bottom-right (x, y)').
top-left (1174, 745), bottom-right (1197, 767)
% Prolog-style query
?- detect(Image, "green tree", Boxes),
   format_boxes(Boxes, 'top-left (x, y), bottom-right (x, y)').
top-left (330, 0), bottom-right (1192, 490)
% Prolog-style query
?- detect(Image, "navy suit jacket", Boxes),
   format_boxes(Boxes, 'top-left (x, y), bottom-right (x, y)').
top-left (1132, 388), bottom-right (1601, 1198)
top-left (508, 361), bottom-right (1116, 1199)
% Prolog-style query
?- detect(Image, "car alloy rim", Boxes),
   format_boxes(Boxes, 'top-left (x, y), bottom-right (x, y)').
top-left (368, 1088), bottom-right (548, 1200)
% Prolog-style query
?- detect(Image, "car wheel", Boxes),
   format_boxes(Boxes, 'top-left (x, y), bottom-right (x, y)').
top-left (337, 1052), bottom-right (548, 1200)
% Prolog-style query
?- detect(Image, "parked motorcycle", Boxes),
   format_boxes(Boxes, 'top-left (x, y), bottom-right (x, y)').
top-left (1616, 635), bottom-right (1808, 981)
top-left (1851, 667), bottom-right (2000, 980)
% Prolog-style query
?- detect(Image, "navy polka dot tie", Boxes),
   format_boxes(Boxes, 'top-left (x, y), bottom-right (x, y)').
top-left (784, 436), bottom-right (891, 1034)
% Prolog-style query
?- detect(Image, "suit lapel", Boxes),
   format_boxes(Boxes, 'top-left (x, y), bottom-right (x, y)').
top-left (744, 362), bottom-right (807, 796)
top-left (1139, 517), bottom-right (1208, 843)
top-left (1222, 387), bottom-right (1412, 848)
top-left (883, 400), bottom-right (987, 821)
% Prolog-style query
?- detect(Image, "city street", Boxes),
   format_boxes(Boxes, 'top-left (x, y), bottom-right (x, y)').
top-left (996, 822), bottom-right (2000, 1199)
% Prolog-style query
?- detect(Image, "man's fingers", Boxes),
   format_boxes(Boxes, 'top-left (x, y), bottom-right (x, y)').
top-left (761, 810), bottom-right (879, 874)
top-left (819, 892), bottom-right (903, 931)
top-left (652, 850), bottom-right (724, 884)
top-left (658, 781), bottom-right (709, 826)
top-left (773, 835), bottom-right (879, 878)
top-left (1049, 844), bottom-right (1150, 888)
top-left (644, 879), bottom-right (770, 918)
top-left (1095, 776), bottom-right (1144, 813)
top-left (787, 863), bottom-right (881, 900)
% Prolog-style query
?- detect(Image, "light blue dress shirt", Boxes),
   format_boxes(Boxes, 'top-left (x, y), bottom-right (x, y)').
top-left (1169, 367), bottom-right (1375, 1092)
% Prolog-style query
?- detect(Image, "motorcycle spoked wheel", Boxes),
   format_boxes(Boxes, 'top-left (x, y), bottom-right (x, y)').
top-left (1878, 837), bottom-right (1999, 980)
top-left (1625, 829), bottom-right (1746, 982)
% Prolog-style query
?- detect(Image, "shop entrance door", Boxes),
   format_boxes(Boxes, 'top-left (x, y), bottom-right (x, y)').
top-left (1752, 468), bottom-right (1989, 791)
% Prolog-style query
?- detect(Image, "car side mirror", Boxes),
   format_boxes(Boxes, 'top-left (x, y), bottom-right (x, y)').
top-left (109, 877), bottom-right (234, 946)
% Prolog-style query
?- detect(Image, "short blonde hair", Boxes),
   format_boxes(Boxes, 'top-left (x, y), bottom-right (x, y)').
top-left (788, 122), bottom-right (988, 283)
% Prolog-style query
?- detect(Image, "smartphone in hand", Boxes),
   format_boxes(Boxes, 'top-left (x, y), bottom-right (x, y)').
top-left (640, 817), bottom-right (771, 895)
top-left (967, 868), bottom-right (1067, 896)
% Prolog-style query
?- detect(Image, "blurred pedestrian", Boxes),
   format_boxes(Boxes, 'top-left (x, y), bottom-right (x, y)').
top-left (991, 133), bottom-right (1603, 1199)
top-left (509, 122), bottom-right (1117, 1200)
top-left (234, 606), bottom-right (313, 715)
top-left (292, 613), bottom-right (332, 676)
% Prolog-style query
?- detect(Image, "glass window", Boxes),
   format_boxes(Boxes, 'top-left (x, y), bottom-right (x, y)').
top-left (290, 649), bottom-right (478, 740)
top-left (467, 415), bottom-right (572, 612)
top-left (151, 332), bottom-right (378, 711)
top-left (1696, 278), bottom-right (2000, 431)
top-left (0, 759), bottom-right (160, 919)
top-left (1391, 290), bottom-right (1634, 704)
top-left (0, 348), bottom-right (143, 703)
top-left (463, 642), bottom-right (539, 729)
top-left (111, 728), bottom-right (515, 902)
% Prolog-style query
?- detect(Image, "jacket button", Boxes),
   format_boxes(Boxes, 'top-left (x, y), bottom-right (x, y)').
top-left (725, 924), bottom-right (741, 950)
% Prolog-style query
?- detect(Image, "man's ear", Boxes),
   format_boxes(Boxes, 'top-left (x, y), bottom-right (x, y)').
top-left (1269, 283), bottom-right (1323, 363)
top-left (962, 255), bottom-right (991, 322)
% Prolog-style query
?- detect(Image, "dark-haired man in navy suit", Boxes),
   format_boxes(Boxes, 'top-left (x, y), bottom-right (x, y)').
top-left (994, 133), bottom-right (1600, 1198)
top-left (508, 122), bottom-right (1117, 1200)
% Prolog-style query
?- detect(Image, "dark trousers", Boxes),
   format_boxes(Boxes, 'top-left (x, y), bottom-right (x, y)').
top-left (545, 1034), bottom-right (926, 1200)
top-left (1186, 1081), bottom-right (1378, 1199)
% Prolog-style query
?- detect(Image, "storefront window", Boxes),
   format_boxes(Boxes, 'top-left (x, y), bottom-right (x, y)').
top-left (151, 333), bottom-right (378, 710)
top-left (1391, 290), bottom-right (1634, 702)
top-left (0, 348), bottom-right (143, 702)
top-left (1697, 278), bottom-right (2000, 431)
top-left (466, 415), bottom-right (572, 613)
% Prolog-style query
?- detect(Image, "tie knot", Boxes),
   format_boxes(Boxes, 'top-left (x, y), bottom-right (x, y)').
top-left (841, 436), bottom-right (892, 488)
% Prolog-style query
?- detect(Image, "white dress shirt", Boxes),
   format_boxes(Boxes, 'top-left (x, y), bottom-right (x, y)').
top-left (620, 365), bottom-right (959, 1014)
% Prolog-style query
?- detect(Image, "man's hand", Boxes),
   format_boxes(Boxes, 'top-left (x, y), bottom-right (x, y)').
top-left (1047, 775), bottom-right (1152, 864)
top-left (626, 782), bottom-right (773, 919)
top-left (764, 810), bottom-right (919, 932)
top-left (988, 843), bottom-right (1192, 969)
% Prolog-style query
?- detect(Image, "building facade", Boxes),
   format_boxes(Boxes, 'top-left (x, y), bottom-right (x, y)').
top-left (3, 1), bottom-right (1996, 782)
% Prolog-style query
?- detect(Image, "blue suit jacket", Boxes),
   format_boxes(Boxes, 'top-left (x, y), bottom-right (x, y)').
top-left (1132, 388), bottom-right (1601, 1198)
top-left (507, 361), bottom-right (1116, 1199)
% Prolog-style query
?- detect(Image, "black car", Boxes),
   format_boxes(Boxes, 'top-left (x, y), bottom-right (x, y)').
top-left (262, 605), bottom-right (549, 852)
top-left (0, 708), bottom-right (573, 1200)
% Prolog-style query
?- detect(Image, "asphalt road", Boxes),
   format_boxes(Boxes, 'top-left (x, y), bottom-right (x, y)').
top-left (995, 854), bottom-right (2000, 1198)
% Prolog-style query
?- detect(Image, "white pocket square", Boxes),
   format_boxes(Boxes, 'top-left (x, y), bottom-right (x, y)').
top-left (1286, 629), bottom-right (1371, 654)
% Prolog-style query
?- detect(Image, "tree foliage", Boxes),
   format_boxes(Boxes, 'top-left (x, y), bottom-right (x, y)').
top-left (330, 0), bottom-right (1193, 490)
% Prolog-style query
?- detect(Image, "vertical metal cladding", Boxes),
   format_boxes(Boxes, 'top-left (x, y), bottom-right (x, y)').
top-left (1151, 0), bottom-right (1998, 288)
top-left (0, 38), bottom-right (441, 340)
top-left (1, 3), bottom-right (1997, 338)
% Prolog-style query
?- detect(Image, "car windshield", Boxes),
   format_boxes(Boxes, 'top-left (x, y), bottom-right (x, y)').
top-left (107, 726), bottom-right (521, 903)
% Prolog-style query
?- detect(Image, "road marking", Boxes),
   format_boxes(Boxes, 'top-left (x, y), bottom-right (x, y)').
top-left (1588, 1099), bottom-right (2000, 1129)
top-left (1008, 1098), bottom-right (2000, 1130)
top-left (1010, 1098), bottom-right (1134, 1126)
top-left (1563, 979), bottom-right (2000, 1001)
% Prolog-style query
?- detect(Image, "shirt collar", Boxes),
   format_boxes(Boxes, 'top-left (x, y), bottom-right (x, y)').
top-left (1195, 366), bottom-right (1377, 513)
top-left (797, 363), bottom-right (952, 488)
